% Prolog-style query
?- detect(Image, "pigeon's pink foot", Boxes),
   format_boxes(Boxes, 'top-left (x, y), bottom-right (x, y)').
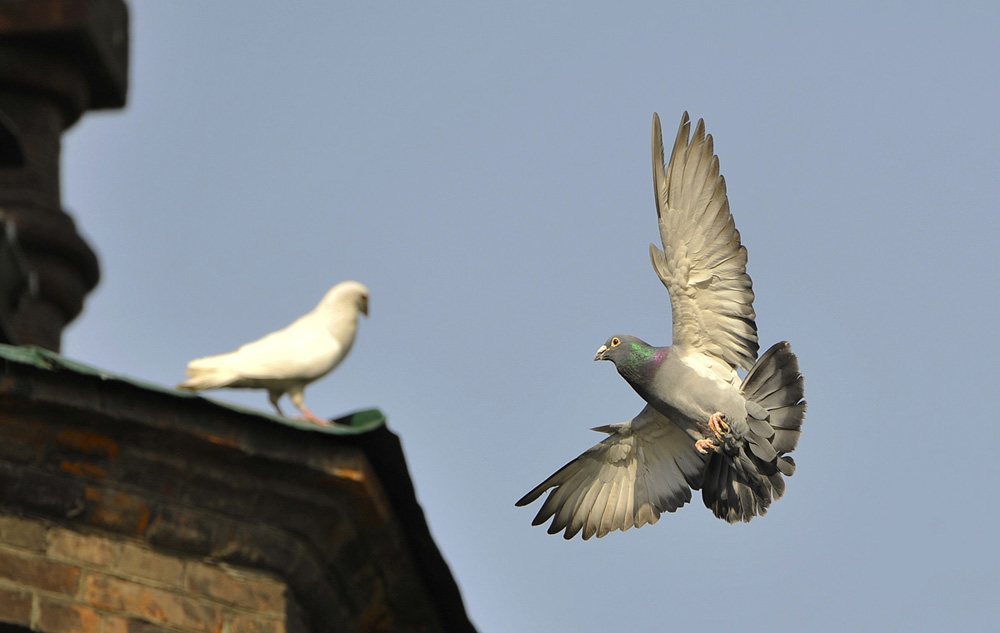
top-left (695, 438), bottom-right (718, 454)
top-left (708, 412), bottom-right (729, 439)
top-left (298, 406), bottom-right (332, 426)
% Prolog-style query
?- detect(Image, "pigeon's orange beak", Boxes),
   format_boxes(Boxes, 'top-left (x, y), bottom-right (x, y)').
top-left (594, 344), bottom-right (609, 361)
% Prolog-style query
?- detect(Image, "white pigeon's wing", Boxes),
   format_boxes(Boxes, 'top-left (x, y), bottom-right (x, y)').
top-left (187, 316), bottom-right (345, 382)
top-left (649, 112), bottom-right (758, 373)
top-left (516, 405), bottom-right (707, 540)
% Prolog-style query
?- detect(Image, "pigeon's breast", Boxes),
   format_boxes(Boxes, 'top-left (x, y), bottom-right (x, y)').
top-left (649, 350), bottom-right (746, 433)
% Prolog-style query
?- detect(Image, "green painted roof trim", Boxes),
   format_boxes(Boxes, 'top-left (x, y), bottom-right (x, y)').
top-left (0, 343), bottom-right (385, 435)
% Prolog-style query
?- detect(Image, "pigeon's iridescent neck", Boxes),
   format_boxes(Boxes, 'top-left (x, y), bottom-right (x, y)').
top-left (616, 342), bottom-right (669, 390)
top-left (629, 342), bottom-right (669, 364)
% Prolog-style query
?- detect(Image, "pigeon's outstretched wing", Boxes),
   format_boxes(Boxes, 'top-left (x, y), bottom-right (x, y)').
top-left (516, 405), bottom-right (707, 540)
top-left (649, 112), bottom-right (758, 374)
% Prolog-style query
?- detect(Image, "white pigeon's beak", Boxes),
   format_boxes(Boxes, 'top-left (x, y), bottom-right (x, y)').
top-left (360, 296), bottom-right (369, 317)
top-left (594, 345), bottom-right (609, 361)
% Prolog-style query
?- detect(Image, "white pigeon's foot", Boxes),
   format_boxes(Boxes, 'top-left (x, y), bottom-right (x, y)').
top-left (695, 438), bottom-right (719, 454)
top-left (296, 405), bottom-right (332, 426)
top-left (288, 390), bottom-right (332, 426)
top-left (708, 412), bottom-right (729, 439)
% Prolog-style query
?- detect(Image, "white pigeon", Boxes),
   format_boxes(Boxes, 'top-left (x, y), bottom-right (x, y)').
top-left (178, 281), bottom-right (369, 425)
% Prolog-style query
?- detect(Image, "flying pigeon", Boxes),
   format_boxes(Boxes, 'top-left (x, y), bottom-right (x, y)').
top-left (516, 113), bottom-right (806, 539)
top-left (178, 280), bottom-right (369, 426)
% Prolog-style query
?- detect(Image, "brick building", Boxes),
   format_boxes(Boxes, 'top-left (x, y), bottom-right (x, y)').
top-left (0, 346), bottom-right (476, 633)
top-left (0, 2), bottom-right (476, 632)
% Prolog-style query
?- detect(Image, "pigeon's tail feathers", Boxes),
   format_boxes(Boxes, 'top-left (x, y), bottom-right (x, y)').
top-left (516, 406), bottom-right (706, 540)
top-left (177, 365), bottom-right (242, 391)
top-left (702, 341), bottom-right (806, 523)
top-left (742, 341), bottom-right (806, 455)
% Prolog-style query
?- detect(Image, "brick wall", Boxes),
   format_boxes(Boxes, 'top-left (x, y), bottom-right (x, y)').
top-left (0, 515), bottom-right (290, 633)
top-left (0, 356), bottom-right (474, 633)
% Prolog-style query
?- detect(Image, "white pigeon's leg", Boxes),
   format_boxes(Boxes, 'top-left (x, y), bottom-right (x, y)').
top-left (288, 387), bottom-right (330, 426)
top-left (268, 391), bottom-right (286, 416)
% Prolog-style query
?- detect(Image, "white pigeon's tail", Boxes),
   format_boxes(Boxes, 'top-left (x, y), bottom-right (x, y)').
top-left (701, 341), bottom-right (806, 522)
top-left (177, 365), bottom-right (241, 391)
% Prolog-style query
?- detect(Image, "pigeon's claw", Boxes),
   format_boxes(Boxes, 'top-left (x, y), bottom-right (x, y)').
top-left (695, 438), bottom-right (719, 454)
top-left (698, 413), bottom-right (731, 453)
top-left (708, 412), bottom-right (730, 439)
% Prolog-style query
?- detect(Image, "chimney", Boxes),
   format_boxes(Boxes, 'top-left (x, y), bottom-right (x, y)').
top-left (0, 0), bottom-right (129, 350)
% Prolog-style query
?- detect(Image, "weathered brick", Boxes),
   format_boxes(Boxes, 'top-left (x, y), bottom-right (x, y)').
top-left (229, 614), bottom-right (286, 633)
top-left (60, 461), bottom-right (109, 479)
top-left (0, 415), bottom-right (49, 464)
top-left (186, 561), bottom-right (286, 613)
top-left (0, 463), bottom-right (89, 519)
top-left (37, 599), bottom-right (102, 633)
top-left (103, 616), bottom-right (174, 633)
top-left (55, 429), bottom-right (119, 458)
top-left (0, 585), bottom-right (32, 625)
top-left (116, 542), bottom-right (184, 586)
top-left (144, 505), bottom-right (217, 555)
top-left (0, 548), bottom-right (80, 594)
top-left (252, 492), bottom-right (350, 547)
top-left (180, 471), bottom-right (258, 518)
top-left (111, 448), bottom-right (185, 498)
top-left (48, 528), bottom-right (119, 566)
top-left (83, 573), bottom-right (222, 633)
top-left (215, 524), bottom-right (303, 582)
top-left (0, 513), bottom-right (47, 550)
top-left (278, 553), bottom-right (353, 631)
top-left (102, 615), bottom-right (129, 633)
top-left (83, 486), bottom-right (152, 537)
top-left (121, 620), bottom-right (176, 633)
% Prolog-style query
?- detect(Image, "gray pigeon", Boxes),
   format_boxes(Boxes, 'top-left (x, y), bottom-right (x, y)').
top-left (178, 281), bottom-right (369, 426)
top-left (516, 113), bottom-right (806, 539)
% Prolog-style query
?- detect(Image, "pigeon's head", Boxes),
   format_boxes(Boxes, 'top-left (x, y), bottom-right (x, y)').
top-left (595, 335), bottom-right (667, 388)
top-left (594, 335), bottom-right (658, 367)
top-left (322, 281), bottom-right (369, 317)
top-left (356, 288), bottom-right (369, 317)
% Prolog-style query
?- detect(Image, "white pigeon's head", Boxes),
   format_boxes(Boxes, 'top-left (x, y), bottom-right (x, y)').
top-left (319, 280), bottom-right (369, 317)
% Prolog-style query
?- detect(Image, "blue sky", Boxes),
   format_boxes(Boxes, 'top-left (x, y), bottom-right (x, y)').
top-left (63, 2), bottom-right (999, 631)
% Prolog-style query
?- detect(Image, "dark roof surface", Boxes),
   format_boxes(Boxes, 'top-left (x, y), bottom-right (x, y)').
top-left (0, 343), bottom-right (385, 433)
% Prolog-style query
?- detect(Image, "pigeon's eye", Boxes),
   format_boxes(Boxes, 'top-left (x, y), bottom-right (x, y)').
top-left (611, 337), bottom-right (620, 347)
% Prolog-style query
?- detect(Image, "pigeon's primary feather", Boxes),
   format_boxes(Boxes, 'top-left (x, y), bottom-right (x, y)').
top-left (517, 113), bottom-right (806, 538)
top-left (178, 280), bottom-right (369, 425)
